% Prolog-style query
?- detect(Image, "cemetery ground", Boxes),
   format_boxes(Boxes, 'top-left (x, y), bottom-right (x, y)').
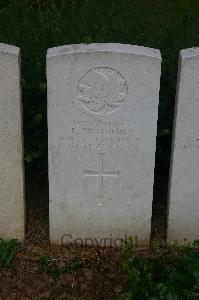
top-left (0, 172), bottom-right (198, 299)
top-left (0, 173), bottom-right (125, 299)
top-left (0, 171), bottom-right (165, 300)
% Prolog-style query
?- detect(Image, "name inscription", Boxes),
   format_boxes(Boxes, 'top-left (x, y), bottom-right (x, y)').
top-left (57, 119), bottom-right (140, 152)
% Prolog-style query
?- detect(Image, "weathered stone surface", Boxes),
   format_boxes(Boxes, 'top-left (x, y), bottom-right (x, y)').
top-left (47, 43), bottom-right (161, 247)
top-left (168, 47), bottom-right (199, 244)
top-left (0, 44), bottom-right (24, 240)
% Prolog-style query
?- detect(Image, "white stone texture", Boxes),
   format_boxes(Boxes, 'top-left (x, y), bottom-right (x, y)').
top-left (168, 47), bottom-right (199, 244)
top-left (47, 43), bottom-right (161, 247)
top-left (0, 44), bottom-right (24, 240)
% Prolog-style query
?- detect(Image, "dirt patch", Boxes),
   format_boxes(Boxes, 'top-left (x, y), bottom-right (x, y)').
top-left (0, 242), bottom-right (124, 299)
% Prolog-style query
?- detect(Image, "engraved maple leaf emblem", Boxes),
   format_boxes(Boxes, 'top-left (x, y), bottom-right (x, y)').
top-left (77, 67), bottom-right (128, 114)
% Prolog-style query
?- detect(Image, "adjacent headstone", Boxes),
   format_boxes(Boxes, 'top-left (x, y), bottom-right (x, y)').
top-left (168, 47), bottom-right (199, 244)
top-left (47, 43), bottom-right (161, 247)
top-left (0, 44), bottom-right (24, 240)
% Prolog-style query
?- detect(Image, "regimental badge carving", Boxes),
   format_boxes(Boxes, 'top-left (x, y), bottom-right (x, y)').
top-left (77, 67), bottom-right (128, 115)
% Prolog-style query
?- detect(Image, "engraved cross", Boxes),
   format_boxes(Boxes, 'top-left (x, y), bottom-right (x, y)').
top-left (83, 153), bottom-right (119, 206)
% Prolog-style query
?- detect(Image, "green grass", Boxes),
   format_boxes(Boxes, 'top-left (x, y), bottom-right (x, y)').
top-left (38, 255), bottom-right (82, 279)
top-left (1, 0), bottom-right (199, 175)
top-left (119, 239), bottom-right (199, 299)
top-left (0, 239), bottom-right (17, 269)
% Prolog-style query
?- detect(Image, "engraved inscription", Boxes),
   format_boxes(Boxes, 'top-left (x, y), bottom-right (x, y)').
top-left (77, 67), bottom-right (128, 115)
top-left (57, 119), bottom-right (140, 153)
top-left (182, 137), bottom-right (199, 150)
top-left (84, 152), bottom-right (119, 206)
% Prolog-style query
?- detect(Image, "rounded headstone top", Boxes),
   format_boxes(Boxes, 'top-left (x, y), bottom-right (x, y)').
top-left (47, 43), bottom-right (161, 60)
top-left (0, 44), bottom-right (20, 56)
top-left (180, 47), bottom-right (199, 60)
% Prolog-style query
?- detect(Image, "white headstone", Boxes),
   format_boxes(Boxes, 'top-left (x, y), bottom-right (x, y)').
top-left (47, 43), bottom-right (161, 247)
top-left (168, 47), bottom-right (199, 244)
top-left (0, 44), bottom-right (24, 240)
